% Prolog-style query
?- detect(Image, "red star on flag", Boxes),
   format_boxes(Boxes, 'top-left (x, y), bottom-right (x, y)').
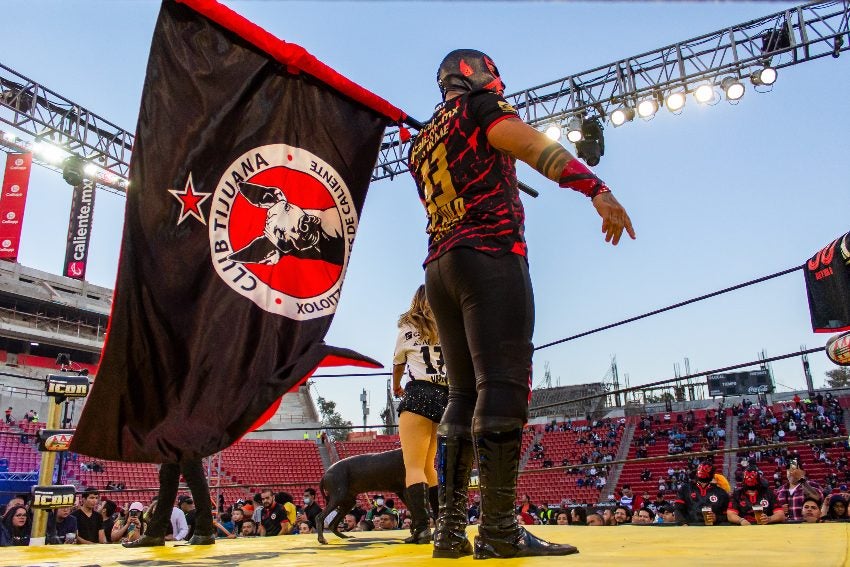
top-left (168, 173), bottom-right (211, 225)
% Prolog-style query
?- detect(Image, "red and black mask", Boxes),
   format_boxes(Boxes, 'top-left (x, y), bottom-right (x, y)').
top-left (437, 49), bottom-right (505, 100)
top-left (743, 469), bottom-right (760, 488)
top-left (696, 463), bottom-right (715, 482)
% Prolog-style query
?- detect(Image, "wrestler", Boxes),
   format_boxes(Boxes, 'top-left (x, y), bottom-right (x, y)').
top-left (409, 48), bottom-right (634, 559)
top-left (392, 285), bottom-right (449, 543)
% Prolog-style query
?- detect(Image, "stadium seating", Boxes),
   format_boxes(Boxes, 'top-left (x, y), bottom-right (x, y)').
top-left (617, 409), bottom-right (725, 499)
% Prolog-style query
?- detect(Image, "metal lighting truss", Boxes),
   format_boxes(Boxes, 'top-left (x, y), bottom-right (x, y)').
top-left (1, 1), bottom-right (847, 191)
top-left (374, 0), bottom-right (850, 181)
top-left (0, 63), bottom-right (132, 192)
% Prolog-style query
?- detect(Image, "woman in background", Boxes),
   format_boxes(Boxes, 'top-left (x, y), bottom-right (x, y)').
top-left (1, 505), bottom-right (31, 546)
top-left (393, 285), bottom-right (449, 544)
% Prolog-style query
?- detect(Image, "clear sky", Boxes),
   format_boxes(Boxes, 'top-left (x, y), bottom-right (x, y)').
top-left (2, 1), bottom-right (848, 428)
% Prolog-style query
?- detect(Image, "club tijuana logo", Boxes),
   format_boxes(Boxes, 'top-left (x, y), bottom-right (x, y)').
top-left (209, 144), bottom-right (357, 320)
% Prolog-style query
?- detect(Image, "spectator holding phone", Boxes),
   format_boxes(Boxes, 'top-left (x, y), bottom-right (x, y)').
top-left (776, 459), bottom-right (823, 522)
top-left (112, 502), bottom-right (146, 544)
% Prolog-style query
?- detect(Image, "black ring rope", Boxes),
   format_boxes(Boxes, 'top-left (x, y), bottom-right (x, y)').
top-left (534, 265), bottom-right (802, 351)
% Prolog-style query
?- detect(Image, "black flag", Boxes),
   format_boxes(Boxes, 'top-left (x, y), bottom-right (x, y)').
top-left (804, 230), bottom-right (850, 333)
top-left (71, 0), bottom-right (405, 463)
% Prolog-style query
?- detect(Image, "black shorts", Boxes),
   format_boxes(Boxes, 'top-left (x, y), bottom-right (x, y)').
top-left (398, 380), bottom-right (448, 423)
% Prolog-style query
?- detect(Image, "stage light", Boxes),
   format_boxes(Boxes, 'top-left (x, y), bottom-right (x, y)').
top-left (694, 84), bottom-right (715, 104)
top-left (665, 92), bottom-right (686, 112)
top-left (609, 107), bottom-right (634, 127)
top-left (84, 163), bottom-right (98, 176)
top-left (34, 141), bottom-right (67, 164)
top-left (750, 66), bottom-right (777, 86)
top-left (575, 117), bottom-right (604, 166)
top-left (62, 156), bottom-right (85, 186)
top-left (2, 131), bottom-right (16, 143)
top-left (636, 98), bottom-right (658, 118)
top-left (544, 124), bottom-right (562, 141)
top-left (565, 116), bottom-right (583, 143)
top-left (721, 77), bottom-right (745, 101)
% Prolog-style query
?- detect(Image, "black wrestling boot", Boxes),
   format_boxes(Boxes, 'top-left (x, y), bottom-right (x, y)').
top-left (188, 533), bottom-right (216, 545)
top-left (472, 420), bottom-right (578, 560)
top-left (183, 460), bottom-right (215, 545)
top-left (122, 534), bottom-right (165, 548)
top-left (403, 482), bottom-right (433, 544)
top-left (123, 464), bottom-right (180, 548)
top-left (432, 428), bottom-right (474, 559)
top-left (428, 485), bottom-right (439, 523)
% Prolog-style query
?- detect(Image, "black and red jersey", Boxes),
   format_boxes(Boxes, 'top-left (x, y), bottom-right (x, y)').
top-left (728, 487), bottom-right (778, 523)
top-left (805, 230), bottom-right (850, 332)
top-left (674, 481), bottom-right (729, 524)
top-left (408, 90), bottom-right (525, 265)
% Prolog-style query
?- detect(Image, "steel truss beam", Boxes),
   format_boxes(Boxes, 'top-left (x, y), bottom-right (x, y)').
top-left (0, 63), bottom-right (133, 185)
top-left (374, 0), bottom-right (850, 181)
top-left (1, 1), bottom-right (847, 190)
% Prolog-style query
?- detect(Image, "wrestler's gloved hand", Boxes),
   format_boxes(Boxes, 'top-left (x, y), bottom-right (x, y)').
top-left (558, 158), bottom-right (610, 199)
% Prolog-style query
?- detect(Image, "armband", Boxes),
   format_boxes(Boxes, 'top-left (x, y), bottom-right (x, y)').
top-left (558, 158), bottom-right (610, 199)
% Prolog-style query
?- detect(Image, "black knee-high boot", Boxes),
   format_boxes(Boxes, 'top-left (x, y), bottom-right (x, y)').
top-left (122, 463), bottom-right (180, 547)
top-left (403, 482), bottom-right (433, 543)
top-left (473, 417), bottom-right (578, 559)
top-left (432, 425), bottom-right (474, 559)
top-left (182, 459), bottom-right (215, 545)
top-left (428, 485), bottom-right (439, 523)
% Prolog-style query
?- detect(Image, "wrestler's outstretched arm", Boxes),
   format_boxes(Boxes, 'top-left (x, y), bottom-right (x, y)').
top-left (486, 116), bottom-right (636, 246)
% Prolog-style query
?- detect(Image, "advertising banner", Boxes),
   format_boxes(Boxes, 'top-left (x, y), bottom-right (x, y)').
top-left (0, 152), bottom-right (33, 260)
top-left (63, 178), bottom-right (96, 279)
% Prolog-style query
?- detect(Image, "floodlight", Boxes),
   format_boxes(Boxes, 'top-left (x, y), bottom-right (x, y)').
top-left (575, 117), bottom-right (604, 167)
top-left (34, 141), bottom-right (67, 164)
top-left (750, 67), bottom-right (777, 86)
top-left (721, 77), bottom-right (745, 101)
top-left (609, 107), bottom-right (634, 127)
top-left (665, 92), bottom-right (686, 112)
top-left (694, 84), bottom-right (715, 104)
top-left (84, 163), bottom-right (98, 176)
top-left (565, 116), bottom-right (583, 143)
top-left (636, 98), bottom-right (658, 118)
top-left (544, 124), bottom-right (562, 141)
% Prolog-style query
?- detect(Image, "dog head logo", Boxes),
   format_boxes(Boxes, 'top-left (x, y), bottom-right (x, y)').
top-left (210, 144), bottom-right (357, 321)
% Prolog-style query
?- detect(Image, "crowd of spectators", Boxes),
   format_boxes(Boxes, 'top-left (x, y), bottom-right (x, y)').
top-left (634, 408), bottom-right (724, 459)
top-left (530, 418), bottom-right (623, 489)
top-left (2, 394), bottom-right (849, 548)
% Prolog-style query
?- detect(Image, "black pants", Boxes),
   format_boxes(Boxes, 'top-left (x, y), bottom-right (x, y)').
top-left (425, 248), bottom-right (533, 430)
top-left (147, 460), bottom-right (213, 538)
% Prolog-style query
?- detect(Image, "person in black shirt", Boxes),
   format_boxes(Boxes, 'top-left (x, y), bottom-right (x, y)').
top-left (410, 49), bottom-right (633, 560)
top-left (727, 466), bottom-right (784, 525)
top-left (301, 488), bottom-right (322, 530)
top-left (73, 489), bottom-right (105, 544)
top-left (258, 490), bottom-right (287, 536)
top-left (100, 500), bottom-right (118, 543)
top-left (46, 506), bottom-right (77, 544)
top-left (674, 460), bottom-right (729, 525)
top-left (1, 505), bottom-right (31, 546)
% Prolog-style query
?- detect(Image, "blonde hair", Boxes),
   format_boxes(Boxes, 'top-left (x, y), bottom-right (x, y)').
top-left (398, 285), bottom-right (439, 345)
